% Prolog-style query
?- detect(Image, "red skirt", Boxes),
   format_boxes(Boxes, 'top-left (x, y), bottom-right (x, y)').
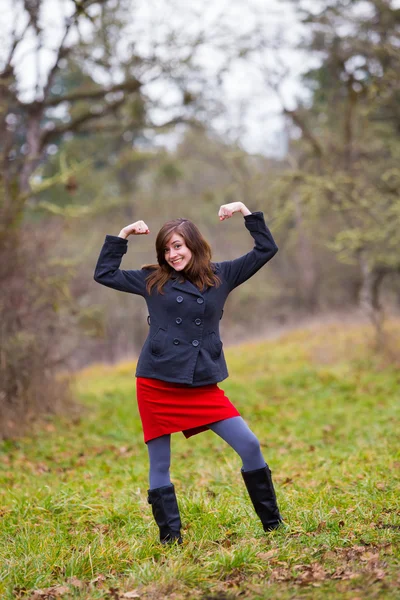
top-left (136, 377), bottom-right (240, 443)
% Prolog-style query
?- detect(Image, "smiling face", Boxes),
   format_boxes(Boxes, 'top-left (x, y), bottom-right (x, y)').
top-left (164, 233), bottom-right (193, 271)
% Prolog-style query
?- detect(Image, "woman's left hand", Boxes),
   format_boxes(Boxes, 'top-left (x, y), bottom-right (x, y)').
top-left (218, 202), bottom-right (251, 221)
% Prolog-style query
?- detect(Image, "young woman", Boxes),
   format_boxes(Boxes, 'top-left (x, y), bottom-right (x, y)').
top-left (94, 201), bottom-right (283, 544)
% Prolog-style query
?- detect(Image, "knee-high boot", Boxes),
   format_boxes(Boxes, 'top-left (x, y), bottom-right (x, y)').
top-left (241, 465), bottom-right (283, 531)
top-left (147, 483), bottom-right (183, 544)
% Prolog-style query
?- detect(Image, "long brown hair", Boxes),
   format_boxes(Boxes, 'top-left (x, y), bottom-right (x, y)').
top-left (143, 218), bottom-right (221, 294)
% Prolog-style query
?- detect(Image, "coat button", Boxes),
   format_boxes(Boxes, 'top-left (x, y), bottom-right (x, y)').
top-left (197, 298), bottom-right (204, 304)
top-left (192, 339), bottom-right (199, 347)
top-left (177, 296), bottom-right (183, 303)
top-left (195, 318), bottom-right (201, 326)
top-left (176, 317), bottom-right (182, 324)
top-left (173, 338), bottom-right (180, 345)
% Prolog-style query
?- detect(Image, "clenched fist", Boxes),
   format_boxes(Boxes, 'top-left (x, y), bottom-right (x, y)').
top-left (118, 220), bottom-right (150, 239)
top-left (218, 202), bottom-right (251, 221)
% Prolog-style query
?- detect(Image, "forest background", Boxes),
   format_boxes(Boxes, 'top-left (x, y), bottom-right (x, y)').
top-left (1, 0), bottom-right (400, 438)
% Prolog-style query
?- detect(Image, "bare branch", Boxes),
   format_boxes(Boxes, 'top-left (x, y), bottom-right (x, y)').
top-left (41, 98), bottom-right (126, 144)
top-left (1, 15), bottom-right (32, 79)
top-left (44, 78), bottom-right (142, 108)
top-left (73, 115), bottom-right (198, 136)
top-left (343, 75), bottom-right (358, 167)
top-left (148, 116), bottom-right (201, 131)
top-left (41, 22), bottom-right (74, 102)
top-left (283, 107), bottom-right (324, 158)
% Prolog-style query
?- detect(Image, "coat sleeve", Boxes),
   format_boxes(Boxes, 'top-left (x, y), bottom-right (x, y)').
top-left (93, 234), bottom-right (147, 296)
top-left (218, 212), bottom-right (278, 292)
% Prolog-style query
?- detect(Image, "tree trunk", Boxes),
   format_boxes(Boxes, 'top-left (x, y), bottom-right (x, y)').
top-left (358, 252), bottom-right (386, 348)
top-left (293, 192), bottom-right (318, 312)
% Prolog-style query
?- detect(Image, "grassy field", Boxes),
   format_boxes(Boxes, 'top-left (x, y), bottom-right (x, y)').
top-left (0, 321), bottom-right (399, 599)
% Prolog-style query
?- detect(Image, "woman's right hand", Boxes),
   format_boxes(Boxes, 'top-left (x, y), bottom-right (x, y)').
top-left (118, 220), bottom-right (150, 239)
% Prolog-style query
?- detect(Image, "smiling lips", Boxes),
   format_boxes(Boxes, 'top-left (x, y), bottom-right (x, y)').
top-left (171, 258), bottom-right (184, 266)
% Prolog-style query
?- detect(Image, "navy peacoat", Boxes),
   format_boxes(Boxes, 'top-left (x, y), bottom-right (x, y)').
top-left (94, 211), bottom-right (278, 386)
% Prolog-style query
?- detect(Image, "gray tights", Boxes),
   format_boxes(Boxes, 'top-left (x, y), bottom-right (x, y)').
top-left (146, 416), bottom-right (267, 490)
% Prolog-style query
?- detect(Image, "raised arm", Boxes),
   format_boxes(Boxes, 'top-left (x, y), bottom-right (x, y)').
top-left (93, 220), bottom-right (150, 296)
top-left (217, 202), bottom-right (278, 291)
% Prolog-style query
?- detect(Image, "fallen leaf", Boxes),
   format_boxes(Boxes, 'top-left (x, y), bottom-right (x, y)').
top-left (270, 567), bottom-right (291, 581)
top-left (331, 567), bottom-right (359, 580)
top-left (66, 577), bottom-right (85, 588)
top-left (52, 586), bottom-right (70, 596)
top-left (36, 463), bottom-right (50, 474)
top-left (322, 425), bottom-right (333, 432)
top-left (121, 591), bottom-right (141, 599)
top-left (352, 545), bottom-right (367, 553)
top-left (298, 562), bottom-right (328, 584)
top-left (90, 574), bottom-right (107, 585)
top-left (256, 549), bottom-right (278, 560)
top-left (29, 585), bottom-right (70, 599)
top-left (316, 521), bottom-right (327, 532)
top-left (360, 552), bottom-right (379, 562)
top-left (373, 569), bottom-right (386, 580)
top-left (282, 477), bottom-right (293, 485)
top-left (108, 587), bottom-right (119, 600)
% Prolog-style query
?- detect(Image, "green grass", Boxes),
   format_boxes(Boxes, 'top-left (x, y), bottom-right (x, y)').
top-left (1, 321), bottom-right (399, 599)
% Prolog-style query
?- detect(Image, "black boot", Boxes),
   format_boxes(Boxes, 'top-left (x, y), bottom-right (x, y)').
top-left (147, 483), bottom-right (183, 544)
top-left (241, 465), bottom-right (283, 531)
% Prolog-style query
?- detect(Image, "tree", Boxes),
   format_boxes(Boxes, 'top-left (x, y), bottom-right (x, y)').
top-left (274, 0), bottom-right (400, 341)
top-left (0, 0), bottom-right (280, 434)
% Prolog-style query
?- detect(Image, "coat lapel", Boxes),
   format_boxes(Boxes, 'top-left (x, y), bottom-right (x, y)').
top-left (171, 279), bottom-right (203, 298)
